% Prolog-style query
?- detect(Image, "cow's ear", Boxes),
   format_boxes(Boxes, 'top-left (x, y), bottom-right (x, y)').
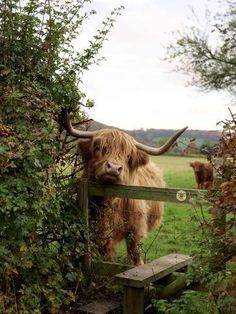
top-left (129, 150), bottom-right (149, 169)
top-left (190, 162), bottom-right (193, 168)
top-left (79, 139), bottom-right (92, 163)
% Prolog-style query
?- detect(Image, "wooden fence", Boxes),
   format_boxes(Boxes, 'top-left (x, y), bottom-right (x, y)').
top-left (78, 179), bottom-right (208, 275)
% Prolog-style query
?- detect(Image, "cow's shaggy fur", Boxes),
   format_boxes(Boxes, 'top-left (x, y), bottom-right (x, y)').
top-left (79, 129), bottom-right (165, 265)
top-left (190, 161), bottom-right (213, 189)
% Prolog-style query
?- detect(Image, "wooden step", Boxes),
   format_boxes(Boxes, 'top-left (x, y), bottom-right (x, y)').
top-left (115, 253), bottom-right (192, 314)
top-left (115, 253), bottom-right (192, 288)
top-left (78, 300), bottom-right (120, 314)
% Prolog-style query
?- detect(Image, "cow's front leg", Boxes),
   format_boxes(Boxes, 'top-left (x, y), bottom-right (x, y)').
top-left (126, 232), bottom-right (144, 266)
top-left (99, 238), bottom-right (115, 258)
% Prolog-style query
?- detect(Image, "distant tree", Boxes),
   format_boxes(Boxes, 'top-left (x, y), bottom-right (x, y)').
top-left (156, 137), bottom-right (180, 155)
top-left (200, 140), bottom-right (214, 157)
top-left (157, 137), bottom-right (169, 147)
top-left (182, 140), bottom-right (199, 156)
top-left (166, 0), bottom-right (236, 98)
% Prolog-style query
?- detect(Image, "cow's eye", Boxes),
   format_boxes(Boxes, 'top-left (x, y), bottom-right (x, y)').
top-left (102, 146), bottom-right (107, 155)
top-left (93, 139), bottom-right (101, 154)
top-left (94, 145), bottom-right (100, 154)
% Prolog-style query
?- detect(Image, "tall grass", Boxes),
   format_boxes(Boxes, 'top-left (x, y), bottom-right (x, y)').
top-left (115, 155), bottom-right (209, 263)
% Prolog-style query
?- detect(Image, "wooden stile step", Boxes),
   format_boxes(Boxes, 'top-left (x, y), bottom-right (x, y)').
top-left (115, 253), bottom-right (192, 288)
top-left (116, 254), bottom-right (192, 314)
top-left (78, 300), bottom-right (120, 314)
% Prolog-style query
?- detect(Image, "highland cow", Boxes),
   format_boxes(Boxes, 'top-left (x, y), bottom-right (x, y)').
top-left (63, 111), bottom-right (187, 265)
top-left (190, 161), bottom-right (213, 189)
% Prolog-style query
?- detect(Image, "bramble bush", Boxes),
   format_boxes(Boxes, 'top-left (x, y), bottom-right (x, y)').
top-left (154, 112), bottom-right (236, 313)
top-left (0, 0), bottom-right (123, 311)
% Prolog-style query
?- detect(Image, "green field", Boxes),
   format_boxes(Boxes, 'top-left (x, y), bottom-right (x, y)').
top-left (153, 155), bottom-right (206, 189)
top-left (115, 155), bottom-right (209, 263)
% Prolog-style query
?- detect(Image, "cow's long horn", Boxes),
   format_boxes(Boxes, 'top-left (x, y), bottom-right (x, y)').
top-left (62, 110), bottom-right (96, 138)
top-left (134, 126), bottom-right (188, 156)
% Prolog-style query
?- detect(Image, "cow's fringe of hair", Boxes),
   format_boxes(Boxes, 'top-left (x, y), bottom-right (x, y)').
top-left (96, 129), bottom-right (137, 156)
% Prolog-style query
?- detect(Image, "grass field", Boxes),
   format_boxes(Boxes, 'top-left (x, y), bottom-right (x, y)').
top-left (153, 155), bottom-right (206, 189)
top-left (115, 155), bottom-right (209, 263)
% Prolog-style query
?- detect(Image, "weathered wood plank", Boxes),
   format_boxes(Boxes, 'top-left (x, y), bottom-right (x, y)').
top-left (88, 182), bottom-right (207, 204)
top-left (115, 254), bottom-right (192, 288)
top-left (158, 272), bottom-right (187, 299)
top-left (78, 300), bottom-right (120, 314)
top-left (79, 179), bottom-right (91, 276)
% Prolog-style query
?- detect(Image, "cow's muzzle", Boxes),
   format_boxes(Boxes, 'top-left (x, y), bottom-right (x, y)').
top-left (101, 160), bottom-right (123, 183)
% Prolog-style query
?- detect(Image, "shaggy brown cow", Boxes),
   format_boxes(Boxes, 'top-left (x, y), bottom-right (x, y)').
top-left (190, 161), bottom-right (213, 189)
top-left (63, 111), bottom-right (187, 265)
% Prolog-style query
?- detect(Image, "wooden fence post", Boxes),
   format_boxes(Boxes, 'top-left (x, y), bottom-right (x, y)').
top-left (212, 157), bottom-right (226, 271)
top-left (78, 179), bottom-right (91, 276)
top-left (213, 157), bottom-right (224, 189)
top-left (123, 286), bottom-right (144, 314)
top-left (212, 157), bottom-right (225, 225)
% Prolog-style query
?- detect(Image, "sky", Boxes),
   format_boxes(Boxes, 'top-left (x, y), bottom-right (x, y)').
top-left (77, 0), bottom-right (232, 131)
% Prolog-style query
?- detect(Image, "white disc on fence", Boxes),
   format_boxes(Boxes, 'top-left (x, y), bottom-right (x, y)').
top-left (176, 190), bottom-right (187, 202)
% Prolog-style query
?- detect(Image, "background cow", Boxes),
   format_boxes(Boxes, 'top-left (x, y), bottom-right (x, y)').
top-left (63, 111), bottom-right (187, 265)
top-left (190, 161), bottom-right (213, 189)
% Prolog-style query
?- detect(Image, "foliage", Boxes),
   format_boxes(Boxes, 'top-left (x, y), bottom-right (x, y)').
top-left (166, 0), bottom-right (236, 96)
top-left (154, 290), bottom-right (223, 314)
top-left (154, 112), bottom-right (236, 313)
top-left (0, 0), bottom-right (123, 311)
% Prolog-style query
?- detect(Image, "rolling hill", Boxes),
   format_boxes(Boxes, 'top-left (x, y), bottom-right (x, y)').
top-left (88, 120), bottom-right (220, 153)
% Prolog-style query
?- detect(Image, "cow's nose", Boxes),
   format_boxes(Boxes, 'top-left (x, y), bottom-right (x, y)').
top-left (106, 161), bottom-right (123, 176)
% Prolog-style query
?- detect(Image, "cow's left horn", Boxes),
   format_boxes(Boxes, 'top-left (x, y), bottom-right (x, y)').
top-left (134, 126), bottom-right (188, 156)
top-left (62, 110), bottom-right (97, 138)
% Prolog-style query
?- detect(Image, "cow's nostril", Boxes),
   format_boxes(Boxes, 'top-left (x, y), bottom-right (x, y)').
top-left (106, 161), bottom-right (122, 176)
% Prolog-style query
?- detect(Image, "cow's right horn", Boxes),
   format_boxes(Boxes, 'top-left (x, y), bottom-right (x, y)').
top-left (62, 110), bottom-right (97, 138)
top-left (134, 126), bottom-right (188, 156)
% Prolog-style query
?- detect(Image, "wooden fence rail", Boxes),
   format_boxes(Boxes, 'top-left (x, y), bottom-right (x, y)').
top-left (87, 181), bottom-right (208, 204)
